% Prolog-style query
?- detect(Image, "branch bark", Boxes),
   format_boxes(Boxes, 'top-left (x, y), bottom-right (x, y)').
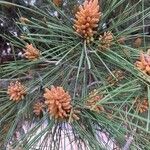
top-left (122, 128), bottom-right (136, 150)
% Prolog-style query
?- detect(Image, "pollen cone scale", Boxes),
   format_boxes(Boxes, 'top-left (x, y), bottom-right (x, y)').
top-left (74, 0), bottom-right (101, 42)
top-left (135, 53), bottom-right (150, 75)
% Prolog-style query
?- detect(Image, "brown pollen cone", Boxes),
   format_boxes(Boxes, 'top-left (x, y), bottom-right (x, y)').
top-left (7, 81), bottom-right (26, 102)
top-left (134, 37), bottom-right (142, 48)
top-left (86, 89), bottom-right (104, 113)
top-left (99, 31), bottom-right (113, 50)
top-left (44, 86), bottom-right (72, 119)
top-left (134, 98), bottom-right (149, 113)
top-left (33, 102), bottom-right (45, 116)
top-left (74, 0), bottom-right (101, 42)
top-left (19, 17), bottom-right (30, 24)
top-left (117, 36), bottom-right (126, 44)
top-left (23, 44), bottom-right (40, 60)
top-left (106, 70), bottom-right (124, 86)
top-left (135, 53), bottom-right (150, 75)
top-left (69, 109), bottom-right (80, 122)
top-left (53, 0), bottom-right (62, 7)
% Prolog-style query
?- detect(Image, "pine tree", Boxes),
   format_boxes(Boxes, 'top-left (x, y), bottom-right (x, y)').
top-left (0, 0), bottom-right (150, 149)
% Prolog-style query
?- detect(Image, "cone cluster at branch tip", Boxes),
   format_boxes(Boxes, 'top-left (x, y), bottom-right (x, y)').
top-left (7, 81), bottom-right (26, 102)
top-left (23, 44), bottom-right (40, 60)
top-left (135, 53), bottom-right (150, 75)
top-left (86, 89), bottom-right (104, 113)
top-left (99, 31), bottom-right (113, 50)
top-left (74, 0), bottom-right (101, 42)
top-left (33, 102), bottom-right (45, 116)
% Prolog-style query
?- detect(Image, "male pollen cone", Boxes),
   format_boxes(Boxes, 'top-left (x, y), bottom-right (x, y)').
top-left (23, 44), bottom-right (40, 60)
top-left (19, 17), bottom-right (30, 24)
top-left (53, 0), bottom-right (62, 7)
top-left (86, 89), bottom-right (104, 113)
top-left (7, 81), bottom-right (26, 102)
top-left (135, 53), bottom-right (150, 75)
top-left (134, 37), bottom-right (142, 48)
top-left (43, 86), bottom-right (72, 119)
top-left (106, 70), bottom-right (124, 86)
top-left (74, 0), bottom-right (101, 42)
top-left (99, 31), bottom-right (113, 50)
top-left (33, 102), bottom-right (44, 116)
top-left (134, 98), bottom-right (149, 113)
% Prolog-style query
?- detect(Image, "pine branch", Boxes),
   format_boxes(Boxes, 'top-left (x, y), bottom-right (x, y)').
top-left (122, 128), bottom-right (136, 150)
top-left (0, 76), bottom-right (32, 89)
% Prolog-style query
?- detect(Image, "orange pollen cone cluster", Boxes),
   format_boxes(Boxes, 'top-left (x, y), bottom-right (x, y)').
top-left (74, 0), bottom-right (101, 42)
top-left (135, 53), bottom-right (150, 75)
top-left (43, 86), bottom-right (72, 119)
top-left (7, 81), bottom-right (26, 102)
top-left (23, 44), bottom-right (40, 60)
top-left (86, 89), bottom-right (104, 113)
